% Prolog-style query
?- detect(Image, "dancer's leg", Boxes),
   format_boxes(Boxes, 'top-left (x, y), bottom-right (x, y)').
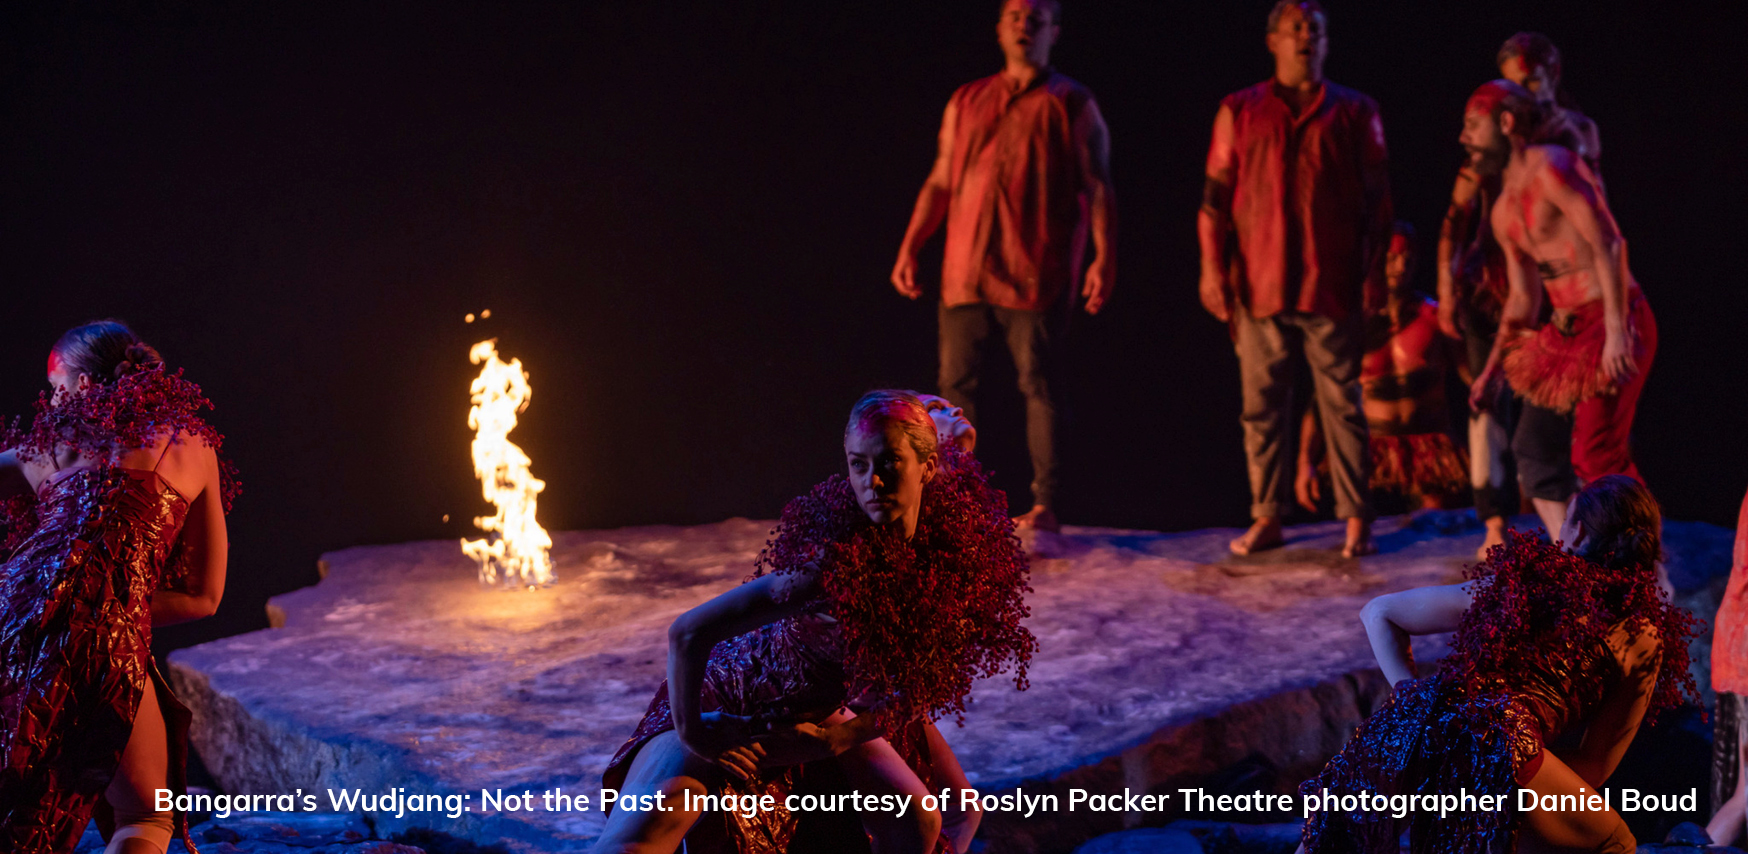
top-left (1231, 308), bottom-right (1294, 554)
top-left (1517, 750), bottom-right (1635, 853)
top-left (103, 685), bottom-right (174, 854)
top-left (837, 724), bottom-right (941, 854)
top-left (922, 723), bottom-right (980, 854)
top-left (591, 731), bottom-right (712, 854)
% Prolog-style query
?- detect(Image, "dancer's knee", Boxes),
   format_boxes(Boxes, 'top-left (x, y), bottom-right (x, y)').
top-left (105, 809), bottom-right (174, 854)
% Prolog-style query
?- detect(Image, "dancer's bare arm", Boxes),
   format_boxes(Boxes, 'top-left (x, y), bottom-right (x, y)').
top-left (1075, 99), bottom-right (1117, 315)
top-left (1359, 582), bottom-right (1474, 685)
top-left (151, 441), bottom-right (228, 626)
top-left (1435, 168), bottom-right (1481, 339)
top-left (1569, 626), bottom-right (1660, 788)
top-left (892, 98), bottom-right (960, 299)
top-left (1196, 105), bottom-right (1237, 322)
top-left (1533, 148), bottom-right (1633, 382)
top-left (1469, 226), bottom-right (1541, 409)
top-left (667, 572), bottom-right (823, 777)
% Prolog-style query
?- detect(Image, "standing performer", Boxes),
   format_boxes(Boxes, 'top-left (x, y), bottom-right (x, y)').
top-left (595, 391), bottom-right (1034, 854)
top-left (1299, 475), bottom-right (1699, 853)
top-left (1463, 80), bottom-right (1653, 538)
top-left (890, 0), bottom-right (1117, 534)
top-left (0, 321), bottom-right (237, 854)
top-left (1297, 224), bottom-right (1467, 514)
top-left (1708, 485), bottom-right (1748, 847)
top-left (1198, 0), bottom-right (1391, 557)
top-left (1437, 32), bottom-right (1601, 557)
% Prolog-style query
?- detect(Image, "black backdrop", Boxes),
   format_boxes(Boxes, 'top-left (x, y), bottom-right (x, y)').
top-left (1, 1), bottom-right (1742, 653)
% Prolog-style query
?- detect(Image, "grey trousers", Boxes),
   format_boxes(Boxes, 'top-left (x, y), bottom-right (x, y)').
top-left (1234, 308), bottom-right (1372, 520)
top-left (938, 302), bottom-right (1061, 509)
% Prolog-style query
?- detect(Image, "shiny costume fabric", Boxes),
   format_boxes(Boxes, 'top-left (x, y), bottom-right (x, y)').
top-left (603, 613), bottom-right (869, 854)
top-left (1300, 535), bottom-right (1691, 853)
top-left (602, 450), bottom-right (1032, 854)
top-left (0, 468), bottom-right (196, 853)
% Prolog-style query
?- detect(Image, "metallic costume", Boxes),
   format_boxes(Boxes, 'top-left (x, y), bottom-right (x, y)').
top-left (0, 367), bottom-right (234, 853)
top-left (1300, 534), bottom-right (1697, 853)
top-left (602, 449), bottom-right (1033, 854)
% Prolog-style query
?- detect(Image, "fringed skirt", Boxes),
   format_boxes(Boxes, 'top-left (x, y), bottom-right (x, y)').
top-left (1502, 292), bottom-right (1649, 413)
top-left (1369, 433), bottom-right (1469, 502)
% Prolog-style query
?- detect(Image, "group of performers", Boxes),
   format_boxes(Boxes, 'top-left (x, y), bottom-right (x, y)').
top-left (0, 2), bottom-right (1734, 854)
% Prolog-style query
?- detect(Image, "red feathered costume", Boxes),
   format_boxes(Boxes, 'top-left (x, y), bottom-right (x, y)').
top-left (0, 368), bottom-right (238, 853)
top-left (602, 448), bottom-right (1034, 854)
top-left (1299, 533), bottom-right (1698, 853)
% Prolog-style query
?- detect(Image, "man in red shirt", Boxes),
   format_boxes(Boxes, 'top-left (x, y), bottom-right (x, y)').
top-left (891, 0), bottom-right (1117, 533)
top-left (1198, 0), bottom-right (1391, 558)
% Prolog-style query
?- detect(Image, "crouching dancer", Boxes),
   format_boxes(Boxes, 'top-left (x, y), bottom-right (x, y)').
top-left (1297, 475), bottom-right (1698, 853)
top-left (593, 391), bottom-right (1035, 854)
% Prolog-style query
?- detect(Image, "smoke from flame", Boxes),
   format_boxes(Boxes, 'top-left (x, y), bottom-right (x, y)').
top-left (461, 339), bottom-right (555, 588)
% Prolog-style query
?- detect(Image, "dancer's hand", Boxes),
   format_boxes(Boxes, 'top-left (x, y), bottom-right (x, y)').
top-left (890, 251), bottom-right (923, 300)
top-left (683, 712), bottom-right (765, 782)
top-left (1198, 266), bottom-right (1233, 322)
top-left (1468, 365), bottom-right (1501, 411)
top-left (752, 722), bottom-right (839, 769)
top-left (1294, 463), bottom-right (1322, 513)
top-left (1082, 257), bottom-right (1115, 315)
top-left (1600, 329), bottom-right (1636, 384)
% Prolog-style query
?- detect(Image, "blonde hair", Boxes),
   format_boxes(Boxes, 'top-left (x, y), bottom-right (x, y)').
top-left (845, 390), bottom-right (939, 461)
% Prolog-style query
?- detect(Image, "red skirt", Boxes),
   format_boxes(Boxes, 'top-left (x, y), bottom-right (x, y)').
top-left (1502, 293), bottom-right (1648, 413)
top-left (1369, 433), bottom-right (1469, 501)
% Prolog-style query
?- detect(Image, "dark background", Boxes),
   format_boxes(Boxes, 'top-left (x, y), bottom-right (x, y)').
top-left (1, 0), bottom-right (1742, 654)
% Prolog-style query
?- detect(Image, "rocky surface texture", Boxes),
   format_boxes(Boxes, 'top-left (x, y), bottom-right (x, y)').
top-left (166, 512), bottom-right (1732, 854)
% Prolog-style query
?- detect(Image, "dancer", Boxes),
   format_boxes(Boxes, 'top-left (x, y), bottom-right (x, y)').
top-left (1299, 475), bottom-right (1699, 852)
top-left (890, 0), bottom-right (1118, 533)
top-left (1437, 32), bottom-right (1601, 557)
top-left (1198, 0), bottom-right (1391, 557)
top-left (1463, 80), bottom-right (1653, 539)
top-left (1297, 223), bottom-right (1467, 514)
top-left (1709, 485), bottom-right (1748, 846)
top-left (0, 321), bottom-right (237, 854)
top-left (595, 391), bottom-right (1035, 854)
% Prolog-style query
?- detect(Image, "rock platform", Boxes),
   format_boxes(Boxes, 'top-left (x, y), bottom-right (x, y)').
top-left (166, 512), bottom-right (1732, 854)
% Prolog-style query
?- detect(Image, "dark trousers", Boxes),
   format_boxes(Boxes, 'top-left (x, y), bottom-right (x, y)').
top-left (1514, 402), bottom-right (1579, 503)
top-left (1233, 308), bottom-right (1372, 520)
top-left (938, 302), bottom-right (1060, 509)
top-left (1462, 303), bottom-right (1521, 521)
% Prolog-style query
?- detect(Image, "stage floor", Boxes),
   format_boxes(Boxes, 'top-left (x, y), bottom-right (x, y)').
top-left (167, 512), bottom-right (1731, 854)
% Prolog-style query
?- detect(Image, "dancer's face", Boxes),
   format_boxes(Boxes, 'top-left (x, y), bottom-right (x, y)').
top-left (1266, 4), bottom-right (1327, 82)
top-left (997, 0), bottom-right (1057, 69)
top-left (1460, 107), bottom-right (1511, 177)
top-left (844, 421), bottom-right (936, 534)
top-left (1499, 56), bottom-right (1554, 98)
top-left (46, 350), bottom-right (88, 402)
top-left (917, 394), bottom-right (976, 453)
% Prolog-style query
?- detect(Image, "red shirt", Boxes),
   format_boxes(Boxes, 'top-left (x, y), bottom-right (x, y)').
top-left (941, 70), bottom-right (1094, 312)
top-left (1715, 487), bottom-right (1748, 694)
top-left (1221, 80), bottom-right (1390, 320)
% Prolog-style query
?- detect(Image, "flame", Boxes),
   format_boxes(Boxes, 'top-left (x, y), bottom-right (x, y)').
top-left (460, 339), bottom-right (555, 589)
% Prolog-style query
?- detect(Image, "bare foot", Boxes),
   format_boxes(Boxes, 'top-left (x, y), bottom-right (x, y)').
top-left (1230, 517), bottom-right (1283, 556)
top-left (1475, 516), bottom-right (1506, 561)
top-left (1013, 505), bottom-right (1060, 533)
top-left (1342, 517), bottom-right (1376, 558)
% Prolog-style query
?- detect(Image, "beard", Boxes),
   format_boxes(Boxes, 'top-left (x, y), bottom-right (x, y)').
top-left (1467, 139), bottom-right (1509, 176)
